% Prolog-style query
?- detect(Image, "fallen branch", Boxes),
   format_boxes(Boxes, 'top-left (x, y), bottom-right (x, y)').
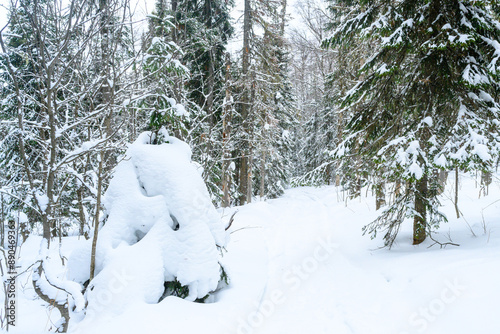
top-left (427, 234), bottom-right (460, 249)
top-left (230, 226), bottom-right (262, 234)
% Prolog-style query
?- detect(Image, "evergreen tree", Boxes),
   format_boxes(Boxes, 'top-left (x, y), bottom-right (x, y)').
top-left (231, 0), bottom-right (297, 201)
top-left (139, 1), bottom-right (190, 141)
top-left (168, 0), bottom-right (234, 202)
top-left (252, 3), bottom-right (297, 199)
top-left (324, 0), bottom-right (500, 246)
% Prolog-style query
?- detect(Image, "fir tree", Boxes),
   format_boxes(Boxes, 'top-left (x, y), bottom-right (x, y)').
top-left (140, 1), bottom-right (189, 141)
top-left (324, 0), bottom-right (500, 246)
top-left (252, 7), bottom-right (297, 199)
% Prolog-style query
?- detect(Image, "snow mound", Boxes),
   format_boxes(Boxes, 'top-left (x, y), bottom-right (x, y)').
top-left (68, 131), bottom-right (228, 323)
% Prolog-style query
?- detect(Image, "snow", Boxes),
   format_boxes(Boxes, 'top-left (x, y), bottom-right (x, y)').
top-left (165, 97), bottom-right (187, 117)
top-left (66, 131), bottom-right (228, 329)
top-left (10, 211), bottom-right (29, 224)
top-left (151, 37), bottom-right (162, 46)
top-left (381, 19), bottom-right (414, 46)
top-left (471, 143), bottom-right (492, 161)
top-left (174, 103), bottom-right (187, 117)
top-left (7, 172), bottom-right (500, 334)
top-left (434, 155), bottom-right (447, 168)
top-left (35, 192), bottom-right (49, 213)
top-left (478, 90), bottom-right (494, 103)
top-left (408, 161), bottom-right (424, 179)
top-left (422, 116), bottom-right (433, 127)
top-left (376, 64), bottom-right (390, 75)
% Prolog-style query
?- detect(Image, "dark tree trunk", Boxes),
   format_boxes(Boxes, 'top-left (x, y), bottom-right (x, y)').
top-left (222, 53), bottom-right (232, 208)
top-left (413, 174), bottom-right (428, 245)
top-left (239, 0), bottom-right (252, 205)
top-left (455, 166), bottom-right (460, 218)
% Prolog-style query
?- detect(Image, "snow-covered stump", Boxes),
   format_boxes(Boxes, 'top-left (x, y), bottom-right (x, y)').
top-left (68, 131), bottom-right (229, 325)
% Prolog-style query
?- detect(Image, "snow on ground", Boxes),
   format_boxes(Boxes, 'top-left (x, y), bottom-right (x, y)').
top-left (5, 171), bottom-right (500, 334)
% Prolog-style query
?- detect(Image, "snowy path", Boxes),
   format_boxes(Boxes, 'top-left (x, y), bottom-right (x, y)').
top-left (9, 176), bottom-right (500, 334)
top-left (221, 182), bottom-right (500, 334)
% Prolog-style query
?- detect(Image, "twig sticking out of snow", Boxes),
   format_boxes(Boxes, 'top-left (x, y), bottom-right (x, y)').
top-left (225, 211), bottom-right (238, 231)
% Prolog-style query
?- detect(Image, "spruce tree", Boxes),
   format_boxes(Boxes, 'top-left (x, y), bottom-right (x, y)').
top-left (140, 1), bottom-right (190, 141)
top-left (251, 0), bottom-right (297, 199)
top-left (324, 0), bottom-right (500, 246)
top-left (169, 0), bottom-right (234, 201)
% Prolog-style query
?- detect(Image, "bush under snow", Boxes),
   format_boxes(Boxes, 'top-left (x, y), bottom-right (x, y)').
top-left (68, 130), bottom-right (228, 323)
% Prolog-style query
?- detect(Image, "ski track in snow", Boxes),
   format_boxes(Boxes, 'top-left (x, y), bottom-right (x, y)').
top-left (5, 173), bottom-right (500, 334)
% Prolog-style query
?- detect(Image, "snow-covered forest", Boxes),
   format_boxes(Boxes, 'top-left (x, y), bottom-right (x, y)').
top-left (0, 0), bottom-right (499, 333)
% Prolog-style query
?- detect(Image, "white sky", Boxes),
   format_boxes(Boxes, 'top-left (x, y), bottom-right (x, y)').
top-left (0, 0), bottom-right (155, 33)
top-left (0, 4), bottom-right (7, 31)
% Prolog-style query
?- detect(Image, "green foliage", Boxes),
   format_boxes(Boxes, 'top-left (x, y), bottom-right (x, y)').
top-left (163, 279), bottom-right (190, 299)
top-left (325, 0), bottom-right (500, 246)
top-left (160, 264), bottom-right (229, 303)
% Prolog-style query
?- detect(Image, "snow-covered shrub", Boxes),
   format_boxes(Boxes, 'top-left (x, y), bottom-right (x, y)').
top-left (68, 130), bottom-right (229, 320)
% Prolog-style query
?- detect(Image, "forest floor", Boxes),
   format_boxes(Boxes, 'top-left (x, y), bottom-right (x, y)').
top-left (6, 171), bottom-right (500, 334)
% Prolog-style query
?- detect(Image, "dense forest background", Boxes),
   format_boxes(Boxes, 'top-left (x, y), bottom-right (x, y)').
top-left (0, 0), bottom-right (336, 241)
top-left (2, 0), bottom-right (499, 246)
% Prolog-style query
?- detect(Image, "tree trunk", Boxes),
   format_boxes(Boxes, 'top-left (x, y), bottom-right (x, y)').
top-left (32, 263), bottom-right (70, 333)
top-left (413, 173), bottom-right (427, 245)
top-left (222, 53), bottom-right (232, 208)
top-left (375, 180), bottom-right (386, 210)
top-left (260, 152), bottom-right (266, 198)
top-left (455, 166), bottom-right (460, 218)
top-left (239, 0), bottom-right (251, 205)
top-left (481, 170), bottom-right (491, 197)
top-left (394, 180), bottom-right (402, 197)
top-left (437, 169), bottom-right (447, 195)
top-left (335, 111), bottom-right (344, 188)
top-left (77, 186), bottom-right (87, 238)
top-left (46, 68), bottom-right (58, 241)
top-left (90, 154), bottom-right (104, 281)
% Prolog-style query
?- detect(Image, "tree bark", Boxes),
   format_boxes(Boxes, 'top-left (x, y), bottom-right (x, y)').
top-left (90, 153), bottom-right (104, 281)
top-left (375, 180), bottom-right (386, 210)
top-left (455, 166), bottom-right (460, 218)
top-left (260, 152), bottom-right (266, 198)
top-left (413, 174), bottom-right (427, 245)
top-left (239, 0), bottom-right (252, 205)
top-left (32, 263), bottom-right (70, 333)
top-left (222, 53), bottom-right (232, 208)
top-left (437, 169), bottom-right (447, 195)
top-left (481, 170), bottom-right (491, 197)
